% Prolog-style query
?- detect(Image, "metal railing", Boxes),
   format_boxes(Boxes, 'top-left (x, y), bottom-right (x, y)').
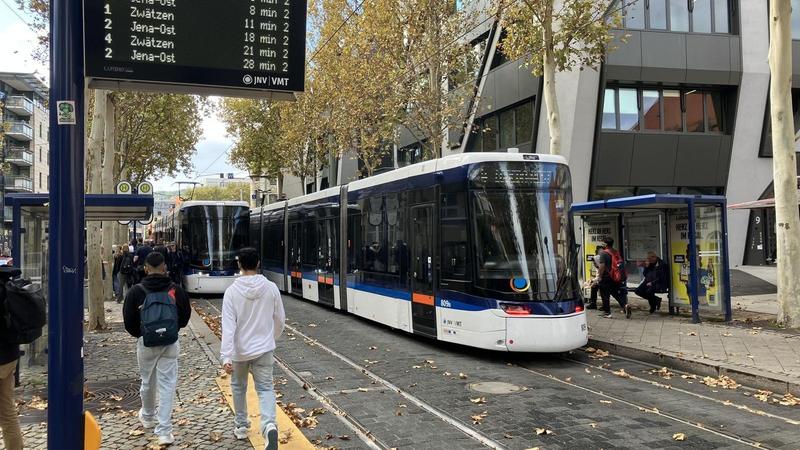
top-left (5, 147), bottom-right (34, 165)
top-left (4, 175), bottom-right (33, 192)
top-left (4, 122), bottom-right (33, 140)
top-left (5, 96), bottom-right (34, 116)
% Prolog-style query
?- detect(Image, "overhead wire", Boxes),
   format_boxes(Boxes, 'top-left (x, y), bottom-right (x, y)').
top-left (0, 0), bottom-right (38, 34)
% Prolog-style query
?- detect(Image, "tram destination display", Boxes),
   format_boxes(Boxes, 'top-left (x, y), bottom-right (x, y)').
top-left (84, 0), bottom-right (306, 98)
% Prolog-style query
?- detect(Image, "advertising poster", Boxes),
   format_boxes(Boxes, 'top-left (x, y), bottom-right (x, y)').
top-left (624, 214), bottom-right (662, 284)
top-left (668, 211), bottom-right (722, 310)
top-left (582, 218), bottom-right (618, 285)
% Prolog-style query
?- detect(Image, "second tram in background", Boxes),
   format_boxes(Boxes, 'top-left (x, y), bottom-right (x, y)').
top-left (157, 200), bottom-right (250, 295)
top-left (251, 153), bottom-right (587, 352)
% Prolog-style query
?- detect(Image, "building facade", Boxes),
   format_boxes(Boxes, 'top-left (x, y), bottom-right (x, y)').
top-left (0, 72), bottom-right (50, 239)
top-left (279, 0), bottom-right (789, 267)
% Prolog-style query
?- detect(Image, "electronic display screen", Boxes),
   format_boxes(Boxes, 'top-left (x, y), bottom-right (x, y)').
top-left (84, 0), bottom-right (306, 96)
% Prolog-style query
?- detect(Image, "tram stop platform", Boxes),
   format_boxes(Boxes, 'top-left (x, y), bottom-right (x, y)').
top-left (585, 266), bottom-right (800, 395)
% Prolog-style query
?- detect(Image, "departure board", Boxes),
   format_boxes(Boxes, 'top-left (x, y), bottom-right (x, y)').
top-left (84, 0), bottom-right (306, 98)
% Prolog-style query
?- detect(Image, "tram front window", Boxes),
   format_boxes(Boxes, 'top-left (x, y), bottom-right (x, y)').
top-left (469, 162), bottom-right (579, 301)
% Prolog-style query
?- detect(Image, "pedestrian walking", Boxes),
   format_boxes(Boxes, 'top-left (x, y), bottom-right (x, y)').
top-left (635, 251), bottom-right (669, 313)
top-left (585, 246), bottom-right (604, 310)
top-left (221, 247), bottom-right (285, 450)
top-left (0, 290), bottom-right (22, 450)
top-left (133, 239), bottom-right (153, 284)
top-left (167, 242), bottom-right (183, 286)
top-left (112, 244), bottom-right (121, 298)
top-left (592, 237), bottom-right (631, 319)
top-left (123, 252), bottom-right (191, 445)
top-left (117, 245), bottom-right (135, 303)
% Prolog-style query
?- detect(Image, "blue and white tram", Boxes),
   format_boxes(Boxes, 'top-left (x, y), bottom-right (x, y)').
top-left (163, 201), bottom-right (250, 295)
top-left (251, 153), bottom-right (588, 351)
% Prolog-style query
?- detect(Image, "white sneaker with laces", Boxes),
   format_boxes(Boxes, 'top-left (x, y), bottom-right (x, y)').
top-left (158, 433), bottom-right (175, 446)
top-left (138, 409), bottom-right (155, 429)
top-left (234, 426), bottom-right (249, 440)
top-left (265, 423), bottom-right (278, 450)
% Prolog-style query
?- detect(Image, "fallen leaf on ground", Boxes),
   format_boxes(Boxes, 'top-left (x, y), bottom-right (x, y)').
top-left (279, 429), bottom-right (293, 444)
top-left (129, 429), bottom-right (145, 436)
top-left (590, 423), bottom-right (597, 428)
top-left (470, 397), bottom-right (487, 404)
top-left (650, 367), bottom-right (674, 379)
top-left (673, 432), bottom-right (686, 441)
top-left (459, 372), bottom-right (468, 379)
top-left (535, 428), bottom-right (554, 435)
top-left (339, 435), bottom-right (351, 440)
top-left (701, 375), bottom-right (739, 389)
top-left (754, 390), bottom-right (772, 402)
top-left (599, 400), bottom-right (613, 405)
top-left (471, 411), bottom-right (488, 424)
top-left (585, 347), bottom-right (597, 353)
top-left (612, 368), bottom-right (630, 378)
top-left (209, 431), bottom-right (222, 442)
top-left (369, 346), bottom-right (377, 350)
top-left (687, 331), bottom-right (698, 336)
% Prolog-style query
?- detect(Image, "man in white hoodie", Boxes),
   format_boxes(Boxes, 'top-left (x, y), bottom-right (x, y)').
top-left (221, 247), bottom-right (286, 450)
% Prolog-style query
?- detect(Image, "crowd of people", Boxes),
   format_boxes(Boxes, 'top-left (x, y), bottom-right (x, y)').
top-left (110, 238), bottom-right (186, 303)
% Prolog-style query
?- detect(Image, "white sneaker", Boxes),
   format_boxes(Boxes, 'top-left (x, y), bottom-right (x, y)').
top-left (138, 409), bottom-right (155, 429)
top-left (158, 433), bottom-right (175, 445)
top-left (234, 426), bottom-right (249, 440)
top-left (265, 423), bottom-right (278, 450)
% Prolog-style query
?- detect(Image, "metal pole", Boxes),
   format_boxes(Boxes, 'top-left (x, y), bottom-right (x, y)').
top-left (720, 202), bottom-right (733, 322)
top-left (687, 201), bottom-right (701, 324)
top-left (48, 0), bottom-right (85, 445)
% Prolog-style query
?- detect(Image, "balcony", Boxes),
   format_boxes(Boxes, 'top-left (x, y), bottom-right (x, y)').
top-left (4, 175), bottom-right (33, 192)
top-left (5, 147), bottom-right (33, 166)
top-left (4, 122), bottom-right (33, 141)
top-left (5, 96), bottom-right (34, 116)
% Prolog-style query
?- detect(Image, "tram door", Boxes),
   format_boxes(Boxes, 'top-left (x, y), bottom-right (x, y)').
top-left (410, 205), bottom-right (436, 337)
top-left (317, 219), bottom-right (335, 306)
top-left (289, 222), bottom-right (303, 296)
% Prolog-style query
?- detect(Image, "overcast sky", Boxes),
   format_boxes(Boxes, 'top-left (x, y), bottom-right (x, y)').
top-left (0, 4), bottom-right (244, 193)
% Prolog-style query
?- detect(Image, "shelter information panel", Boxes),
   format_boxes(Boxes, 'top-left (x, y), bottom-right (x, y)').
top-left (84, 0), bottom-right (306, 94)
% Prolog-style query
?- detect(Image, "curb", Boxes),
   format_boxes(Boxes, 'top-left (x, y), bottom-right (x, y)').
top-left (588, 338), bottom-right (800, 396)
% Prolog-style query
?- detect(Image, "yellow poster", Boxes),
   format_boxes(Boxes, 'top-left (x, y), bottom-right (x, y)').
top-left (668, 210), bottom-right (722, 309)
top-left (582, 218), bottom-right (618, 285)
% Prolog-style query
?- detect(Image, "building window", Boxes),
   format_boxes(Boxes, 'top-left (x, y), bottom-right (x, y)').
top-left (601, 86), bottom-right (726, 134)
top-left (794, 0), bottom-right (800, 39)
top-left (39, 147), bottom-right (42, 162)
top-left (38, 172), bottom-right (41, 189)
top-left (398, 142), bottom-right (424, 168)
top-left (617, 0), bottom-right (730, 34)
top-left (470, 100), bottom-right (535, 151)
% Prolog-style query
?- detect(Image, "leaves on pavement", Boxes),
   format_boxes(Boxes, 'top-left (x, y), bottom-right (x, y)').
top-left (673, 432), bottom-right (686, 441)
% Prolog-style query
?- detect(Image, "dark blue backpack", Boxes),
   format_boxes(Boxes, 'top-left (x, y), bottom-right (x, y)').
top-left (140, 286), bottom-right (179, 347)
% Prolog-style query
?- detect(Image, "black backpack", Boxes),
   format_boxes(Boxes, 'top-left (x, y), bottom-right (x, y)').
top-left (140, 286), bottom-right (179, 347)
top-left (120, 254), bottom-right (134, 275)
top-left (0, 278), bottom-right (46, 344)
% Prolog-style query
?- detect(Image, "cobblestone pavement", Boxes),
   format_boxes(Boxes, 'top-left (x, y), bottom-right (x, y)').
top-left (5, 301), bottom-right (253, 449)
top-left (196, 295), bottom-right (800, 450)
top-left (588, 296), bottom-right (800, 387)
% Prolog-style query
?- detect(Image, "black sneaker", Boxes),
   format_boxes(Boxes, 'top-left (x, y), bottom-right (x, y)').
top-left (265, 423), bottom-right (278, 450)
top-left (586, 303), bottom-right (598, 310)
top-left (600, 313), bottom-right (613, 318)
top-left (625, 305), bottom-right (632, 319)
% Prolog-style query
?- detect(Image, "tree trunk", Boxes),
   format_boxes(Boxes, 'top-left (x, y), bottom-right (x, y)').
top-left (101, 97), bottom-right (116, 302)
top-left (542, 6), bottom-right (562, 156)
top-left (769, 0), bottom-right (800, 328)
top-left (86, 90), bottom-right (108, 331)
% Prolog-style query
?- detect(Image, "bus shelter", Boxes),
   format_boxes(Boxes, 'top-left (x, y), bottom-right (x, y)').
top-left (3, 192), bottom-right (152, 379)
top-left (571, 194), bottom-right (731, 323)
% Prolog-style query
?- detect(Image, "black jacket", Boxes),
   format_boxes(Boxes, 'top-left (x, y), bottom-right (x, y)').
top-left (123, 273), bottom-right (191, 338)
top-left (642, 258), bottom-right (669, 292)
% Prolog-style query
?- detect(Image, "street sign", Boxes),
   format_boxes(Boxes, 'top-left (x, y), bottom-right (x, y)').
top-left (116, 181), bottom-right (132, 224)
top-left (83, 0), bottom-right (307, 99)
top-left (115, 180), bottom-right (132, 194)
top-left (137, 181), bottom-right (153, 196)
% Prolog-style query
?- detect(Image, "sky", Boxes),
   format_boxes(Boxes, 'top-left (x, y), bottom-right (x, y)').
top-left (0, 3), bottom-right (243, 193)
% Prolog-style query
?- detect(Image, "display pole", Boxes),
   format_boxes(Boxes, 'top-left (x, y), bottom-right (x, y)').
top-left (47, 0), bottom-right (86, 446)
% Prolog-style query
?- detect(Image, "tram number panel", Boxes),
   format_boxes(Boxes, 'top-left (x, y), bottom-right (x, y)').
top-left (84, 0), bottom-right (307, 96)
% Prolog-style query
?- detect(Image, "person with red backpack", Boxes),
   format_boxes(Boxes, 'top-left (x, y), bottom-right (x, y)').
top-left (592, 237), bottom-right (631, 319)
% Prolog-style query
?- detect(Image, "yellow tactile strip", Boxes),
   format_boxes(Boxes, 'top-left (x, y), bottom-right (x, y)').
top-left (216, 374), bottom-right (316, 450)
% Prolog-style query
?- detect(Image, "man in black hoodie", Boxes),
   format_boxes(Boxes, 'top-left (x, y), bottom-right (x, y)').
top-left (0, 267), bottom-right (22, 449)
top-left (123, 252), bottom-right (191, 446)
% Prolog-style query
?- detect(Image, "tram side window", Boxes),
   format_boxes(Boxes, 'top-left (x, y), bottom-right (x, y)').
top-left (441, 192), bottom-right (470, 280)
top-left (302, 219), bottom-right (318, 269)
top-left (386, 193), bottom-right (406, 276)
top-left (364, 196), bottom-right (387, 272)
top-left (348, 212), bottom-right (363, 272)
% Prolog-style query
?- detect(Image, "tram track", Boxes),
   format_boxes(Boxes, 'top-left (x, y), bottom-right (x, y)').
top-left (199, 295), bottom-right (800, 449)
top-left (517, 358), bottom-right (780, 449)
top-left (198, 298), bottom-right (507, 449)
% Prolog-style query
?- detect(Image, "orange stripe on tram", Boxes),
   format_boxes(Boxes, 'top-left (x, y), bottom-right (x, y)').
top-left (412, 293), bottom-right (435, 306)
